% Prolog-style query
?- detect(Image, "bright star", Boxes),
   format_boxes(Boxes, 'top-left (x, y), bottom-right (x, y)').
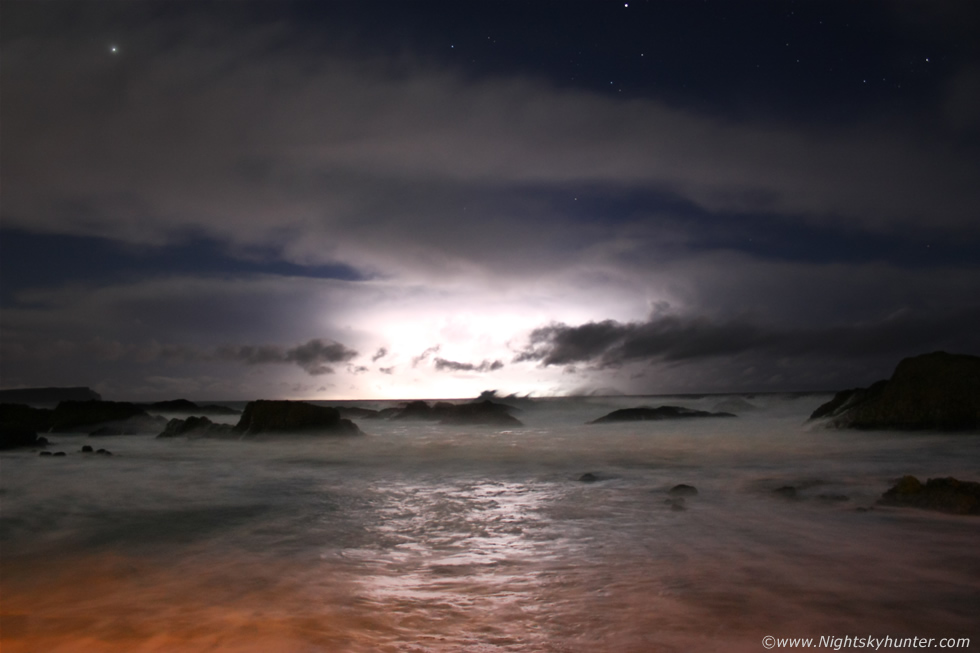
top-left (109, 44), bottom-right (119, 54)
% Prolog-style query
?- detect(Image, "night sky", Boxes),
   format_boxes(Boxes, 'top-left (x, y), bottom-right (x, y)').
top-left (2, 1), bottom-right (979, 400)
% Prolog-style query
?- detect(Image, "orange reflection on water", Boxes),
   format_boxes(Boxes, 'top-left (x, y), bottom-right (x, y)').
top-left (0, 550), bottom-right (380, 653)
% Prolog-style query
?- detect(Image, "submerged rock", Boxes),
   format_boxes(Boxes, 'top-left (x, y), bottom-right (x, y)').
top-left (669, 484), bottom-right (699, 496)
top-left (578, 472), bottom-right (600, 483)
top-left (877, 475), bottom-right (980, 515)
top-left (809, 351), bottom-right (980, 431)
top-left (234, 400), bottom-right (362, 436)
top-left (588, 405), bottom-right (735, 424)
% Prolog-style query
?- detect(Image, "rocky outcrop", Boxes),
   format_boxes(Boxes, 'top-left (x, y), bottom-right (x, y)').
top-left (810, 352), bottom-right (980, 431)
top-left (0, 386), bottom-right (101, 405)
top-left (383, 399), bottom-right (523, 426)
top-left (233, 400), bottom-right (362, 436)
top-left (140, 399), bottom-right (241, 416)
top-left (877, 476), bottom-right (980, 515)
top-left (50, 401), bottom-right (153, 432)
top-left (0, 428), bottom-right (48, 450)
top-left (437, 400), bottom-right (523, 426)
top-left (157, 416), bottom-right (235, 439)
top-left (588, 405), bottom-right (735, 424)
top-left (0, 403), bottom-right (54, 432)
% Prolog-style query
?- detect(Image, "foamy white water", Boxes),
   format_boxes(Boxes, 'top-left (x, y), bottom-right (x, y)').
top-left (2, 395), bottom-right (978, 652)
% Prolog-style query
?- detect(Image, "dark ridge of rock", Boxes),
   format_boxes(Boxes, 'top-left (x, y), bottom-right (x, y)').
top-left (141, 399), bottom-right (241, 416)
top-left (877, 475), bottom-right (980, 515)
top-left (0, 428), bottom-right (48, 450)
top-left (96, 449), bottom-right (113, 456)
top-left (50, 401), bottom-right (152, 432)
top-left (39, 451), bottom-right (53, 456)
top-left (578, 473), bottom-right (600, 483)
top-left (52, 451), bottom-right (67, 457)
top-left (437, 400), bottom-right (523, 426)
top-left (81, 445), bottom-right (94, 453)
top-left (391, 400), bottom-right (437, 421)
top-left (809, 352), bottom-right (980, 431)
top-left (386, 399), bottom-right (523, 426)
top-left (588, 405), bottom-right (736, 424)
top-left (88, 415), bottom-right (168, 436)
top-left (157, 416), bottom-right (235, 439)
top-left (808, 380), bottom-right (888, 420)
top-left (669, 484), bottom-right (699, 496)
top-left (333, 406), bottom-right (381, 420)
top-left (0, 403), bottom-right (54, 432)
top-left (234, 400), bottom-right (362, 436)
top-left (0, 386), bottom-right (101, 405)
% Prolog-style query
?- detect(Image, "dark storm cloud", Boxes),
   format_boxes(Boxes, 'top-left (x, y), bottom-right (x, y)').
top-left (217, 338), bottom-right (357, 376)
top-left (433, 358), bottom-right (504, 373)
top-left (412, 346), bottom-right (441, 368)
top-left (517, 307), bottom-right (980, 369)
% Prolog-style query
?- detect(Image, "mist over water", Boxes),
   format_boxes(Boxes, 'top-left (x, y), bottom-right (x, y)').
top-left (2, 395), bottom-right (978, 652)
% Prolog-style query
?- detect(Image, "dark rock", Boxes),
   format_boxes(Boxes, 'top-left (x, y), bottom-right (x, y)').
top-left (391, 400), bottom-right (436, 420)
top-left (95, 449), bottom-right (112, 456)
top-left (81, 445), bottom-right (94, 453)
top-left (332, 406), bottom-right (381, 420)
top-left (437, 400), bottom-right (523, 426)
top-left (773, 486), bottom-right (799, 500)
top-left (0, 386), bottom-right (101, 405)
top-left (0, 427), bottom-right (48, 450)
top-left (141, 399), bottom-right (241, 416)
top-left (234, 400), bottom-right (362, 436)
top-left (39, 451), bottom-right (53, 456)
top-left (578, 473), bottom-right (600, 483)
top-left (877, 475), bottom-right (980, 515)
top-left (589, 405), bottom-right (736, 424)
top-left (386, 399), bottom-right (523, 426)
top-left (669, 484), bottom-right (699, 496)
top-left (157, 416), bottom-right (235, 439)
top-left (809, 352), bottom-right (980, 431)
top-left (0, 403), bottom-right (54, 432)
top-left (52, 451), bottom-right (66, 457)
top-left (50, 400), bottom-right (153, 432)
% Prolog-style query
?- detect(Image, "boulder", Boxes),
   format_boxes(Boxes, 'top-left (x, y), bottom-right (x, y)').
top-left (157, 416), bottom-right (235, 439)
top-left (809, 352), bottom-right (980, 431)
top-left (0, 428), bottom-right (48, 450)
top-left (877, 475), bottom-right (980, 515)
top-left (669, 484), bottom-right (699, 496)
top-left (589, 405), bottom-right (735, 424)
top-left (233, 400), bottom-right (362, 436)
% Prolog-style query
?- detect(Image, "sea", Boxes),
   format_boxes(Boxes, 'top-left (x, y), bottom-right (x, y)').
top-left (1, 394), bottom-right (978, 652)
